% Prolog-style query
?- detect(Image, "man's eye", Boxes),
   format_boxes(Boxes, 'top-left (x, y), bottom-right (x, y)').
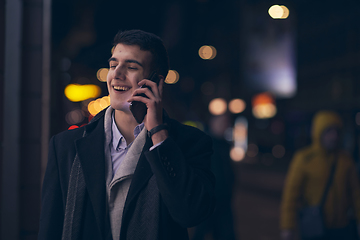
top-left (128, 67), bottom-right (137, 70)
top-left (110, 65), bottom-right (116, 68)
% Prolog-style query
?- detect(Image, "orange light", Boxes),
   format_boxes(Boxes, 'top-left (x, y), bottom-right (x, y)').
top-left (209, 98), bottom-right (227, 115)
top-left (165, 70), bottom-right (179, 84)
top-left (252, 92), bottom-right (274, 106)
top-left (229, 99), bottom-right (246, 114)
top-left (93, 99), bottom-right (103, 113)
top-left (252, 93), bottom-right (277, 119)
top-left (230, 147), bottom-right (245, 162)
top-left (87, 101), bottom-right (97, 116)
top-left (199, 45), bottom-right (217, 60)
top-left (87, 95), bottom-right (110, 116)
top-left (97, 68), bottom-right (109, 82)
top-left (281, 6), bottom-right (290, 19)
top-left (99, 97), bottom-right (109, 109)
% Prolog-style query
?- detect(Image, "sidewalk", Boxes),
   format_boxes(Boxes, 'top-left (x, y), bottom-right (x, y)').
top-left (232, 163), bottom-right (288, 240)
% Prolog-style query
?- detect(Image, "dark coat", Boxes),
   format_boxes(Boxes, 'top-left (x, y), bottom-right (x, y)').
top-left (38, 109), bottom-right (215, 240)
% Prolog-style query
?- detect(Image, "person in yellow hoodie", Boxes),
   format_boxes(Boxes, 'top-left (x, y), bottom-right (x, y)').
top-left (280, 110), bottom-right (360, 240)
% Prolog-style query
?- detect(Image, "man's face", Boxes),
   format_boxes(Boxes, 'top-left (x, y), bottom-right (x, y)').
top-left (320, 126), bottom-right (340, 151)
top-left (107, 43), bottom-right (152, 112)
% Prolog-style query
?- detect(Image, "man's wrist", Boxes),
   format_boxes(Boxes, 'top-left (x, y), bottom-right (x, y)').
top-left (148, 124), bottom-right (168, 138)
top-left (151, 129), bottom-right (168, 145)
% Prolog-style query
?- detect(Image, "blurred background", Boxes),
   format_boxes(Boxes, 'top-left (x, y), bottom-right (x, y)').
top-left (1, 0), bottom-right (360, 239)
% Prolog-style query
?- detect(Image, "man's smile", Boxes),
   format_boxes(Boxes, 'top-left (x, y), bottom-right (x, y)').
top-left (113, 86), bottom-right (131, 91)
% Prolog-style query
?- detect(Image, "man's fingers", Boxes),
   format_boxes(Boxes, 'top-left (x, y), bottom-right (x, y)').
top-left (138, 79), bottom-right (160, 97)
top-left (132, 87), bottom-right (154, 100)
top-left (128, 95), bottom-right (150, 104)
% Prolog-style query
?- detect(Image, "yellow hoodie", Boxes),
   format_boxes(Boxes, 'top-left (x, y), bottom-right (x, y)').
top-left (280, 111), bottom-right (360, 230)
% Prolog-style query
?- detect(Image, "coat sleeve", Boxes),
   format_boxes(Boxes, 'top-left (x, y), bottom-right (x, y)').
top-left (144, 133), bottom-right (215, 228)
top-left (280, 151), bottom-right (305, 230)
top-left (38, 136), bottom-right (64, 240)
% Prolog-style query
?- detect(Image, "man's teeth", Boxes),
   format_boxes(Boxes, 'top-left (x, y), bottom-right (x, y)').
top-left (113, 86), bottom-right (129, 91)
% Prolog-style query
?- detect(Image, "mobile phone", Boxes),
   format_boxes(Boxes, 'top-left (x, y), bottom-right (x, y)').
top-left (130, 71), bottom-right (160, 124)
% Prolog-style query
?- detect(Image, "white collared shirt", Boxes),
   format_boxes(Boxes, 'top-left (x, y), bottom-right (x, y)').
top-left (110, 114), bottom-right (144, 177)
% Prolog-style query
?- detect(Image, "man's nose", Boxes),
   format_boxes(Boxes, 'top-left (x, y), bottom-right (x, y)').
top-left (114, 65), bottom-right (126, 80)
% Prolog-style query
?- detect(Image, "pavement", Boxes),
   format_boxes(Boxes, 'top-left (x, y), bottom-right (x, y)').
top-left (232, 163), bottom-right (288, 240)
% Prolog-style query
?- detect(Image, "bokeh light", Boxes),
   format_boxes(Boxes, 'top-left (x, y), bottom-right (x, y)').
top-left (272, 144), bottom-right (285, 158)
top-left (165, 70), bottom-right (180, 84)
top-left (87, 95), bottom-right (110, 116)
top-left (233, 122), bottom-right (247, 141)
top-left (230, 146), bottom-right (245, 162)
top-left (228, 99), bottom-right (246, 114)
top-left (281, 5), bottom-right (290, 19)
top-left (65, 84), bottom-right (101, 102)
top-left (65, 109), bottom-right (85, 125)
top-left (68, 125), bottom-right (79, 130)
top-left (253, 104), bottom-right (277, 119)
top-left (209, 98), bottom-right (227, 115)
top-left (97, 68), bottom-right (108, 82)
top-left (88, 101), bottom-right (96, 116)
top-left (252, 93), bottom-right (277, 119)
top-left (268, 5), bottom-right (289, 19)
top-left (199, 45), bottom-right (217, 60)
top-left (269, 5), bottom-right (283, 19)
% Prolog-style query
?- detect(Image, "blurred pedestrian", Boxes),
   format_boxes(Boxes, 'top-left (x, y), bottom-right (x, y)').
top-left (280, 110), bottom-right (360, 240)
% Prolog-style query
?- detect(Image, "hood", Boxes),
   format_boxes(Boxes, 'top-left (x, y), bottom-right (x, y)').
top-left (311, 110), bottom-right (342, 148)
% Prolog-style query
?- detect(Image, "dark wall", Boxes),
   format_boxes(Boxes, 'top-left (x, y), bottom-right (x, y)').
top-left (0, 0), bottom-right (5, 234)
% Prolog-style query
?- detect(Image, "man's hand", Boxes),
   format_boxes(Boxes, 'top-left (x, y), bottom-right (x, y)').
top-left (127, 77), bottom-right (168, 145)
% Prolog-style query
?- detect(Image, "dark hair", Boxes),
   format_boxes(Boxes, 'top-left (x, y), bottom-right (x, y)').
top-left (113, 30), bottom-right (169, 78)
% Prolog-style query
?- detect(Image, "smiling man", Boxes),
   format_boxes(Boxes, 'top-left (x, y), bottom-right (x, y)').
top-left (38, 30), bottom-right (215, 240)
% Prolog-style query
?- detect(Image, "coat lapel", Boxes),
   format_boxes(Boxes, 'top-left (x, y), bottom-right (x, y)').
top-left (124, 114), bottom-right (172, 210)
top-left (75, 116), bottom-right (107, 238)
top-left (122, 135), bottom-right (154, 214)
